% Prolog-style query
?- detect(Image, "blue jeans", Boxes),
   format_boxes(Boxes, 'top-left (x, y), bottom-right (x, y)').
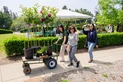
top-left (69, 45), bottom-right (78, 63)
top-left (88, 42), bottom-right (95, 58)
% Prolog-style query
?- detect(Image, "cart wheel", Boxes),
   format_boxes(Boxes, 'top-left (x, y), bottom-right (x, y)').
top-left (22, 63), bottom-right (30, 68)
top-left (23, 67), bottom-right (31, 75)
top-left (47, 58), bottom-right (57, 69)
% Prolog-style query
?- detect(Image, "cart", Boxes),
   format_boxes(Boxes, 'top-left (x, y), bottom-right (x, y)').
top-left (22, 43), bottom-right (60, 75)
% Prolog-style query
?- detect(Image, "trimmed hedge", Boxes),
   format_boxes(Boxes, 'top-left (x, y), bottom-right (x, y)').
top-left (0, 29), bottom-right (13, 34)
top-left (4, 32), bottom-right (123, 56)
top-left (20, 28), bottom-right (28, 33)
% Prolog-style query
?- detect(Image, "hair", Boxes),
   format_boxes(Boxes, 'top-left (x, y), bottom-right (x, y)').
top-left (90, 24), bottom-right (96, 31)
top-left (58, 24), bottom-right (64, 32)
top-left (68, 25), bottom-right (77, 33)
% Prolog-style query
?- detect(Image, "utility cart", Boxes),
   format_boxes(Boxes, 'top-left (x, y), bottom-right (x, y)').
top-left (22, 44), bottom-right (60, 75)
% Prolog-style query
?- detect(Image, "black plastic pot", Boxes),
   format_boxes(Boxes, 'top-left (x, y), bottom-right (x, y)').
top-left (24, 48), bottom-right (33, 59)
top-left (46, 46), bottom-right (53, 56)
top-left (32, 46), bottom-right (41, 53)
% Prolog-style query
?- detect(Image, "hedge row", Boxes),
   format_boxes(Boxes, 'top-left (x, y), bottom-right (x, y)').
top-left (0, 29), bottom-right (13, 34)
top-left (20, 27), bottom-right (54, 33)
top-left (4, 32), bottom-right (123, 56)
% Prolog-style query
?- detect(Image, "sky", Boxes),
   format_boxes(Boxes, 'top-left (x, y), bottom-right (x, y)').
top-left (0, 0), bottom-right (98, 16)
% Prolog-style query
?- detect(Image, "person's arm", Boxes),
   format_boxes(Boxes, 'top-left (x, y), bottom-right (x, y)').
top-left (74, 33), bottom-right (79, 41)
top-left (93, 31), bottom-right (98, 48)
top-left (82, 28), bottom-right (89, 35)
top-left (62, 36), bottom-right (66, 45)
top-left (55, 37), bottom-right (60, 43)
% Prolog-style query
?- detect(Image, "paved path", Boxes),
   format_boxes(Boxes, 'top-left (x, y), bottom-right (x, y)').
top-left (0, 46), bottom-right (123, 82)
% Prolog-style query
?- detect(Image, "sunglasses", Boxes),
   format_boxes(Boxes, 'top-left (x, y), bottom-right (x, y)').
top-left (70, 28), bottom-right (74, 30)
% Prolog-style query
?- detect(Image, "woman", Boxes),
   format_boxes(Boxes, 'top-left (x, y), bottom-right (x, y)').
top-left (82, 24), bottom-right (98, 63)
top-left (67, 25), bottom-right (80, 67)
top-left (55, 25), bottom-right (68, 62)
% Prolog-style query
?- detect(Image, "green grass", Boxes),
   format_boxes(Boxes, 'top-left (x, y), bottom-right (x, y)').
top-left (61, 79), bottom-right (68, 82)
top-left (102, 73), bottom-right (108, 78)
top-left (0, 33), bottom-right (25, 55)
top-left (84, 66), bottom-right (90, 69)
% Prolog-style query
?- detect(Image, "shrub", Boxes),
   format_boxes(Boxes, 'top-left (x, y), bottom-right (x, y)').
top-left (0, 29), bottom-right (13, 34)
top-left (3, 32), bottom-right (123, 56)
top-left (20, 28), bottom-right (28, 33)
top-left (98, 32), bottom-right (123, 47)
top-left (4, 36), bottom-right (58, 56)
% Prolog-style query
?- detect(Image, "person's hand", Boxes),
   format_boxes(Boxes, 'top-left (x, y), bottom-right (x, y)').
top-left (96, 45), bottom-right (98, 48)
top-left (62, 43), bottom-right (65, 45)
top-left (82, 25), bottom-right (86, 28)
top-left (55, 41), bottom-right (57, 44)
top-left (75, 31), bottom-right (79, 34)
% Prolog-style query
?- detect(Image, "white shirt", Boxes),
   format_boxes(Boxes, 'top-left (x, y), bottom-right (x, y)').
top-left (68, 33), bottom-right (79, 46)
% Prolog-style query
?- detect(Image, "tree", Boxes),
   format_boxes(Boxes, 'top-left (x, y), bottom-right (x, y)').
top-left (10, 17), bottom-right (27, 31)
top-left (62, 5), bottom-right (68, 9)
top-left (0, 12), bottom-right (12, 29)
top-left (96, 0), bottom-right (123, 32)
top-left (74, 8), bottom-right (93, 16)
top-left (3, 6), bottom-right (9, 14)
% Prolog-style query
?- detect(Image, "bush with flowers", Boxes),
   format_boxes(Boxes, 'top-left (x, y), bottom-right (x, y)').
top-left (20, 4), bottom-right (58, 26)
top-left (40, 6), bottom-right (58, 24)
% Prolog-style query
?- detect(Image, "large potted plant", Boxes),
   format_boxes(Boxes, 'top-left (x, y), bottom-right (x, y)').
top-left (20, 4), bottom-right (58, 59)
top-left (20, 4), bottom-right (41, 59)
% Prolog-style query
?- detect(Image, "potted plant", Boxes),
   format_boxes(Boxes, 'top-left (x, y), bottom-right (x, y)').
top-left (37, 46), bottom-right (48, 57)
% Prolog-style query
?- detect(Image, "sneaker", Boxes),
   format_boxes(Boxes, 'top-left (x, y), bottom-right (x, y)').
top-left (76, 61), bottom-right (80, 67)
top-left (88, 59), bottom-right (93, 63)
top-left (68, 63), bottom-right (73, 66)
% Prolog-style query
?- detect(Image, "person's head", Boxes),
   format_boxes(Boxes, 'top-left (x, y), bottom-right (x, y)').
top-left (58, 24), bottom-right (64, 32)
top-left (68, 25), bottom-right (77, 33)
top-left (89, 24), bottom-right (95, 31)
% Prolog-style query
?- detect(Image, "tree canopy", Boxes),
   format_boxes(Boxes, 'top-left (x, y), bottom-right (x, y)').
top-left (0, 12), bottom-right (12, 29)
top-left (96, 0), bottom-right (123, 26)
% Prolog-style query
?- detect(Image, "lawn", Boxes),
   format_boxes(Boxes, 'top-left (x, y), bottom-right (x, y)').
top-left (0, 33), bottom-right (25, 56)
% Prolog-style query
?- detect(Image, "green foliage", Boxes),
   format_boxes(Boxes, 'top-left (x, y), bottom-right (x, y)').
top-left (84, 66), bottom-right (90, 69)
top-left (10, 17), bottom-right (27, 31)
top-left (37, 46), bottom-right (48, 54)
top-left (3, 32), bottom-right (123, 56)
top-left (102, 73), bottom-right (108, 78)
top-left (62, 5), bottom-right (68, 9)
top-left (40, 6), bottom-right (58, 24)
top-left (20, 28), bottom-right (28, 33)
top-left (20, 4), bottom-right (41, 24)
top-left (4, 36), bottom-right (57, 56)
top-left (0, 12), bottom-right (12, 29)
top-left (98, 32), bottom-right (123, 47)
top-left (61, 79), bottom-right (68, 82)
top-left (0, 29), bottom-right (13, 34)
top-left (96, 0), bottom-right (123, 25)
top-left (20, 3), bottom-right (58, 25)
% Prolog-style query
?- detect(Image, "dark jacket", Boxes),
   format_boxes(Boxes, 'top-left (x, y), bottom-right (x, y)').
top-left (82, 28), bottom-right (98, 45)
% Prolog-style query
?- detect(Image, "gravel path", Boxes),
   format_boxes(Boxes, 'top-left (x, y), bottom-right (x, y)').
top-left (40, 59), bottom-right (123, 82)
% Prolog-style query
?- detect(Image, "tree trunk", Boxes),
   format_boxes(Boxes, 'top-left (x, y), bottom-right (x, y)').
top-left (117, 24), bottom-right (123, 32)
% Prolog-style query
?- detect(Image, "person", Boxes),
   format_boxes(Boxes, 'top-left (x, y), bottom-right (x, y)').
top-left (67, 25), bottom-right (80, 67)
top-left (108, 24), bottom-right (113, 33)
top-left (53, 27), bottom-right (57, 36)
top-left (55, 24), bottom-right (68, 62)
top-left (82, 24), bottom-right (98, 63)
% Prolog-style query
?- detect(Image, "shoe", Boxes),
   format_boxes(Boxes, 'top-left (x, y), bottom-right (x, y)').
top-left (88, 59), bottom-right (93, 63)
top-left (76, 61), bottom-right (80, 67)
top-left (68, 63), bottom-right (73, 66)
top-left (60, 60), bottom-right (65, 62)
